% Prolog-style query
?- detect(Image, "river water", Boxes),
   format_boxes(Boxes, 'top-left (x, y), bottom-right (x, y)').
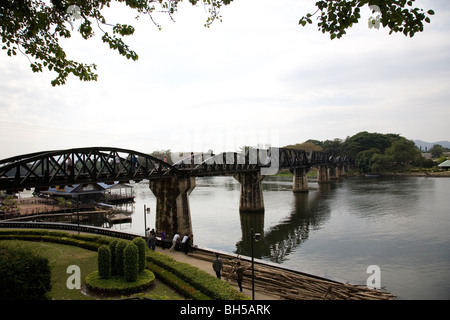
top-left (108, 175), bottom-right (449, 300)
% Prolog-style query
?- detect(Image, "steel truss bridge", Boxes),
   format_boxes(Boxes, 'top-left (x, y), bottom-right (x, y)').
top-left (0, 147), bottom-right (352, 192)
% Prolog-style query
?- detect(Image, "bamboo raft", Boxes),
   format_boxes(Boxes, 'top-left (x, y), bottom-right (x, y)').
top-left (189, 249), bottom-right (396, 300)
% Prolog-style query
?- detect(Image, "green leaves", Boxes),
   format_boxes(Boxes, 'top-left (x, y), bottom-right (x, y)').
top-left (1, 0), bottom-right (233, 86)
top-left (299, 0), bottom-right (435, 40)
top-left (113, 24), bottom-right (135, 36)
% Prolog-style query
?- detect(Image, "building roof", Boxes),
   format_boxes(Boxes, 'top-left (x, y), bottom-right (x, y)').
top-left (438, 160), bottom-right (450, 167)
top-left (42, 182), bottom-right (132, 195)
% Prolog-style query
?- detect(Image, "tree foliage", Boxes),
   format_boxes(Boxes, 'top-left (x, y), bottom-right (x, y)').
top-left (1, 0), bottom-right (233, 86)
top-left (286, 131), bottom-right (428, 173)
top-left (1, 0), bottom-right (434, 86)
top-left (429, 144), bottom-right (444, 158)
top-left (299, 0), bottom-right (435, 40)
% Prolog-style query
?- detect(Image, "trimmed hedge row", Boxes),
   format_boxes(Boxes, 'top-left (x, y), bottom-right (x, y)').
top-left (146, 249), bottom-right (248, 300)
top-left (146, 261), bottom-right (211, 300)
top-left (0, 229), bottom-right (248, 300)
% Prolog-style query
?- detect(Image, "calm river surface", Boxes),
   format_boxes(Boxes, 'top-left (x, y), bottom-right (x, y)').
top-left (109, 175), bottom-right (450, 300)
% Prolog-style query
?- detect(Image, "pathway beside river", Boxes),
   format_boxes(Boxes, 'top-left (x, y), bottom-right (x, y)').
top-left (157, 245), bottom-right (396, 300)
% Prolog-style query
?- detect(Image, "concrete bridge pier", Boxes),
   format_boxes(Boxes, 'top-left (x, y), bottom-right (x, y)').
top-left (291, 167), bottom-right (309, 193)
top-left (330, 166), bottom-right (339, 180)
top-left (317, 165), bottom-right (330, 183)
top-left (149, 176), bottom-right (196, 239)
top-left (234, 171), bottom-right (265, 213)
top-left (338, 165), bottom-right (346, 177)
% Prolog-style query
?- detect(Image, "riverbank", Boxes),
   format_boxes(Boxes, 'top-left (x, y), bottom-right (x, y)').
top-left (160, 245), bottom-right (396, 300)
top-left (379, 171), bottom-right (450, 177)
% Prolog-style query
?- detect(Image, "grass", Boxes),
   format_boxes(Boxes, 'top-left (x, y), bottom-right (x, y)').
top-left (0, 240), bottom-right (184, 300)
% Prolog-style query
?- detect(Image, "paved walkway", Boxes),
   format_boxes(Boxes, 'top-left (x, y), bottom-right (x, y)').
top-left (154, 246), bottom-right (281, 300)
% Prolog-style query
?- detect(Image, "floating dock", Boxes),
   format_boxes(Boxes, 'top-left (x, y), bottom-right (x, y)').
top-left (105, 213), bottom-right (132, 224)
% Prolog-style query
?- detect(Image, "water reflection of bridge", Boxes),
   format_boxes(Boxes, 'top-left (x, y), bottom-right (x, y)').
top-left (236, 182), bottom-right (337, 264)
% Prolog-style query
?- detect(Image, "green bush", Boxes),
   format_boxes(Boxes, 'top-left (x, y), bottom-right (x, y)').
top-left (98, 245), bottom-right (111, 279)
top-left (0, 245), bottom-right (51, 300)
top-left (109, 239), bottom-right (118, 275)
top-left (115, 240), bottom-right (127, 277)
top-left (132, 237), bottom-right (146, 273)
top-left (124, 243), bottom-right (139, 282)
top-left (85, 269), bottom-right (155, 296)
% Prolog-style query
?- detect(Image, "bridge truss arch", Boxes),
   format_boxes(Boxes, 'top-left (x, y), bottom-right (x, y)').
top-left (0, 147), bottom-right (177, 192)
top-left (173, 150), bottom-right (265, 177)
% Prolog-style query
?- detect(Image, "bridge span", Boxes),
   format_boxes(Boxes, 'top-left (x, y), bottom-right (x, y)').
top-left (0, 147), bottom-right (352, 238)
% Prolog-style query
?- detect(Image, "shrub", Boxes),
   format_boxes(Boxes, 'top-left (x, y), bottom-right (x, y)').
top-left (0, 245), bottom-right (51, 300)
top-left (98, 245), bottom-right (111, 279)
top-left (124, 243), bottom-right (139, 282)
top-left (132, 237), bottom-right (146, 273)
top-left (109, 239), bottom-right (118, 275)
top-left (85, 269), bottom-right (155, 296)
top-left (115, 240), bottom-right (127, 277)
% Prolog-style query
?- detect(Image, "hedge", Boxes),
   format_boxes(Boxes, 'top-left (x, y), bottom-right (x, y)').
top-left (0, 244), bottom-right (51, 300)
top-left (145, 249), bottom-right (248, 300)
top-left (98, 245), bottom-right (111, 279)
top-left (132, 237), bottom-right (146, 273)
top-left (123, 242), bottom-right (139, 282)
top-left (0, 229), bottom-right (248, 300)
top-left (85, 269), bottom-right (155, 296)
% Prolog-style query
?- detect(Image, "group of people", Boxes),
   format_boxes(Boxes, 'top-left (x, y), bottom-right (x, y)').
top-left (145, 230), bottom-right (247, 293)
top-left (169, 233), bottom-right (193, 255)
top-left (212, 254), bottom-right (247, 293)
top-left (145, 229), bottom-right (194, 255)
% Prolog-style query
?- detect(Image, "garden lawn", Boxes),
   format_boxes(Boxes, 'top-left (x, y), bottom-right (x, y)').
top-left (0, 240), bottom-right (183, 300)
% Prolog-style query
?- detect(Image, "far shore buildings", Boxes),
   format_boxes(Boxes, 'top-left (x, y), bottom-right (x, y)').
top-left (438, 160), bottom-right (450, 170)
top-left (39, 182), bottom-right (134, 203)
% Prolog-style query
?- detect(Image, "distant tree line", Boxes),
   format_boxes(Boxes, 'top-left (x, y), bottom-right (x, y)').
top-left (285, 131), bottom-right (447, 174)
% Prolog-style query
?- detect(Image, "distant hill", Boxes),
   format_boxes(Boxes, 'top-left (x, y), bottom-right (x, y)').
top-left (414, 140), bottom-right (450, 151)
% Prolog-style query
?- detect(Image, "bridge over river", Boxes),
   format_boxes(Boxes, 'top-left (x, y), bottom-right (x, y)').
top-left (0, 147), bottom-right (352, 237)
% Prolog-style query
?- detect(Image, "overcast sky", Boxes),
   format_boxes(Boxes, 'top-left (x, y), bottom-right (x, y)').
top-left (0, 0), bottom-right (449, 159)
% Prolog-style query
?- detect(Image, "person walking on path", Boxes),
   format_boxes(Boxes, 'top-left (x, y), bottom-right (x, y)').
top-left (212, 254), bottom-right (223, 279)
top-left (145, 227), bottom-right (151, 248)
top-left (150, 231), bottom-right (156, 251)
top-left (170, 233), bottom-right (180, 251)
top-left (182, 234), bottom-right (190, 255)
top-left (161, 230), bottom-right (166, 249)
top-left (235, 261), bottom-right (246, 292)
